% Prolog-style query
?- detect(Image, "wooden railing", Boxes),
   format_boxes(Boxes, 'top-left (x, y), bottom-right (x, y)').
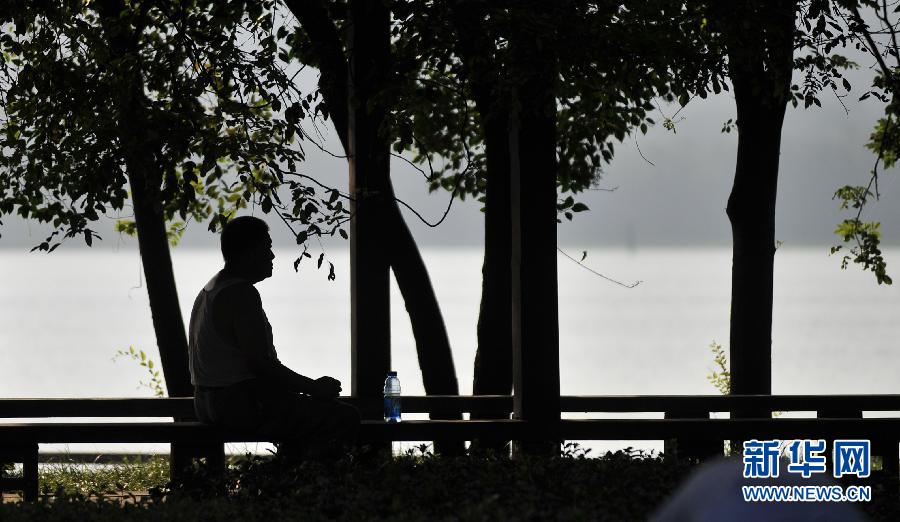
top-left (2, 393), bottom-right (898, 416)
top-left (2, 395), bottom-right (899, 501)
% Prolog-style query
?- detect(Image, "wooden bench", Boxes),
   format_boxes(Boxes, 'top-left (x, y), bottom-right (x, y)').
top-left (3, 395), bottom-right (899, 501)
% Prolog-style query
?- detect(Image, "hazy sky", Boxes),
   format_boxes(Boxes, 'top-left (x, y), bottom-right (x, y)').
top-left (2, 53), bottom-right (898, 252)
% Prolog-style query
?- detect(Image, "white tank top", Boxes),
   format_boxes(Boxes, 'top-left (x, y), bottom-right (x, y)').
top-left (188, 272), bottom-right (275, 387)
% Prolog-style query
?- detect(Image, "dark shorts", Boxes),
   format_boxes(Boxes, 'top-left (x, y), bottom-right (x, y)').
top-left (194, 379), bottom-right (359, 445)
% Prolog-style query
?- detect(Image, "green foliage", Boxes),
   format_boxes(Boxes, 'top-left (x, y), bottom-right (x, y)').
top-left (706, 340), bottom-right (783, 455)
top-left (867, 116), bottom-right (900, 169)
top-left (383, 1), bottom-right (725, 220)
top-left (113, 346), bottom-right (166, 397)
top-left (39, 456), bottom-right (170, 497)
top-left (832, 181), bottom-right (891, 285)
top-left (706, 340), bottom-right (783, 424)
top-left (831, 220), bottom-right (891, 285)
top-left (0, 1), bottom-right (349, 254)
top-left (706, 340), bottom-right (730, 395)
top-left (115, 218), bottom-right (187, 247)
top-left (705, 340), bottom-right (733, 454)
top-left (826, 2), bottom-right (900, 285)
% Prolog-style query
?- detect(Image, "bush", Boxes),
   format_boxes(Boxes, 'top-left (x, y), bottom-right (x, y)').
top-left (1, 448), bottom-right (696, 521)
top-left (3, 448), bottom-right (896, 521)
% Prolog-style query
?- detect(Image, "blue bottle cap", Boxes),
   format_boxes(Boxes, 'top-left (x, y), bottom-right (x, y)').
top-left (388, 371), bottom-right (397, 377)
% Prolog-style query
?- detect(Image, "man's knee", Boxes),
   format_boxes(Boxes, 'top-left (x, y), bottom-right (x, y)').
top-left (334, 402), bottom-right (361, 441)
top-left (338, 402), bottom-right (361, 429)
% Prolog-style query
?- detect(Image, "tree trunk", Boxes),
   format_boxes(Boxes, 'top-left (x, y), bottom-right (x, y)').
top-left (449, 1), bottom-right (513, 454)
top-left (384, 181), bottom-right (464, 455)
top-left (472, 120), bottom-right (512, 390)
top-left (385, 209), bottom-right (456, 395)
top-left (127, 168), bottom-right (193, 398)
top-left (347, 0), bottom-right (392, 420)
top-left (720, 0), bottom-right (795, 419)
top-left (99, 0), bottom-right (192, 398)
top-left (508, 10), bottom-right (561, 456)
top-left (289, 2), bottom-right (461, 431)
top-left (726, 84), bottom-right (786, 413)
top-left (471, 113), bottom-right (513, 449)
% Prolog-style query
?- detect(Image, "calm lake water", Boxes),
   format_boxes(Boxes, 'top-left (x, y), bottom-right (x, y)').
top-left (2, 245), bottom-right (898, 453)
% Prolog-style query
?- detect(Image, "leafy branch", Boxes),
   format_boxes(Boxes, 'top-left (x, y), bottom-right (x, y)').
top-left (706, 341), bottom-right (730, 395)
top-left (112, 346), bottom-right (166, 398)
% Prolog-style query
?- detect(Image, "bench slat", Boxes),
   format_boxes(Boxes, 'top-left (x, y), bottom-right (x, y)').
top-left (559, 395), bottom-right (900, 412)
top-left (0, 398), bottom-right (197, 418)
top-left (2, 395), bottom-right (900, 418)
top-left (1, 418), bottom-right (899, 443)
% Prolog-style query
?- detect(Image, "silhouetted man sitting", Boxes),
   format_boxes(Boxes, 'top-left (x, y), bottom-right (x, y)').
top-left (189, 215), bottom-right (359, 459)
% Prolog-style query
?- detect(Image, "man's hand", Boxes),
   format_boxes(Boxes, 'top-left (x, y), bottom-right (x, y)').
top-left (310, 376), bottom-right (342, 399)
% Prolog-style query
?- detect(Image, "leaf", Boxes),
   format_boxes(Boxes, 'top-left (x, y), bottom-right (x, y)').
top-left (339, 228), bottom-right (348, 240)
top-left (571, 202), bottom-right (589, 212)
top-left (84, 230), bottom-right (92, 247)
top-left (317, 252), bottom-right (324, 269)
top-left (580, 251), bottom-right (588, 262)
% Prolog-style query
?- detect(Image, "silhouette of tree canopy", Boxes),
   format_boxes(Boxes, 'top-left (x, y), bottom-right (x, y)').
top-left (0, 0), bottom-right (346, 251)
top-left (391, 1), bottom-right (722, 214)
top-left (827, 0), bottom-right (900, 285)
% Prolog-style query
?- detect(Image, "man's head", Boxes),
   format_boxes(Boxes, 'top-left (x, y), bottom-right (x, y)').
top-left (221, 216), bottom-right (274, 282)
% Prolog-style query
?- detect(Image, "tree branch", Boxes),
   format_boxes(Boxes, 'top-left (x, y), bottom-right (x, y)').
top-left (282, 0), bottom-right (350, 152)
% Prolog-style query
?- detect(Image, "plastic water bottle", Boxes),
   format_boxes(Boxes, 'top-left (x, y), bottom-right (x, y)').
top-left (383, 371), bottom-right (401, 422)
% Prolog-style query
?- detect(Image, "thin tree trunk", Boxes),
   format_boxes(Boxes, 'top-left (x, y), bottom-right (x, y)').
top-left (726, 88), bottom-right (785, 412)
top-left (99, 0), bottom-right (192, 398)
top-left (719, 0), bottom-right (794, 419)
top-left (126, 168), bottom-right (193, 398)
top-left (289, 0), bottom-right (461, 435)
top-left (508, 8), bottom-right (561, 456)
top-left (470, 114), bottom-right (513, 449)
top-left (347, 0), bottom-right (392, 419)
top-left (472, 119), bottom-right (512, 390)
top-left (384, 181), bottom-right (464, 455)
top-left (450, 1), bottom-right (513, 453)
top-left (385, 206), bottom-right (458, 396)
